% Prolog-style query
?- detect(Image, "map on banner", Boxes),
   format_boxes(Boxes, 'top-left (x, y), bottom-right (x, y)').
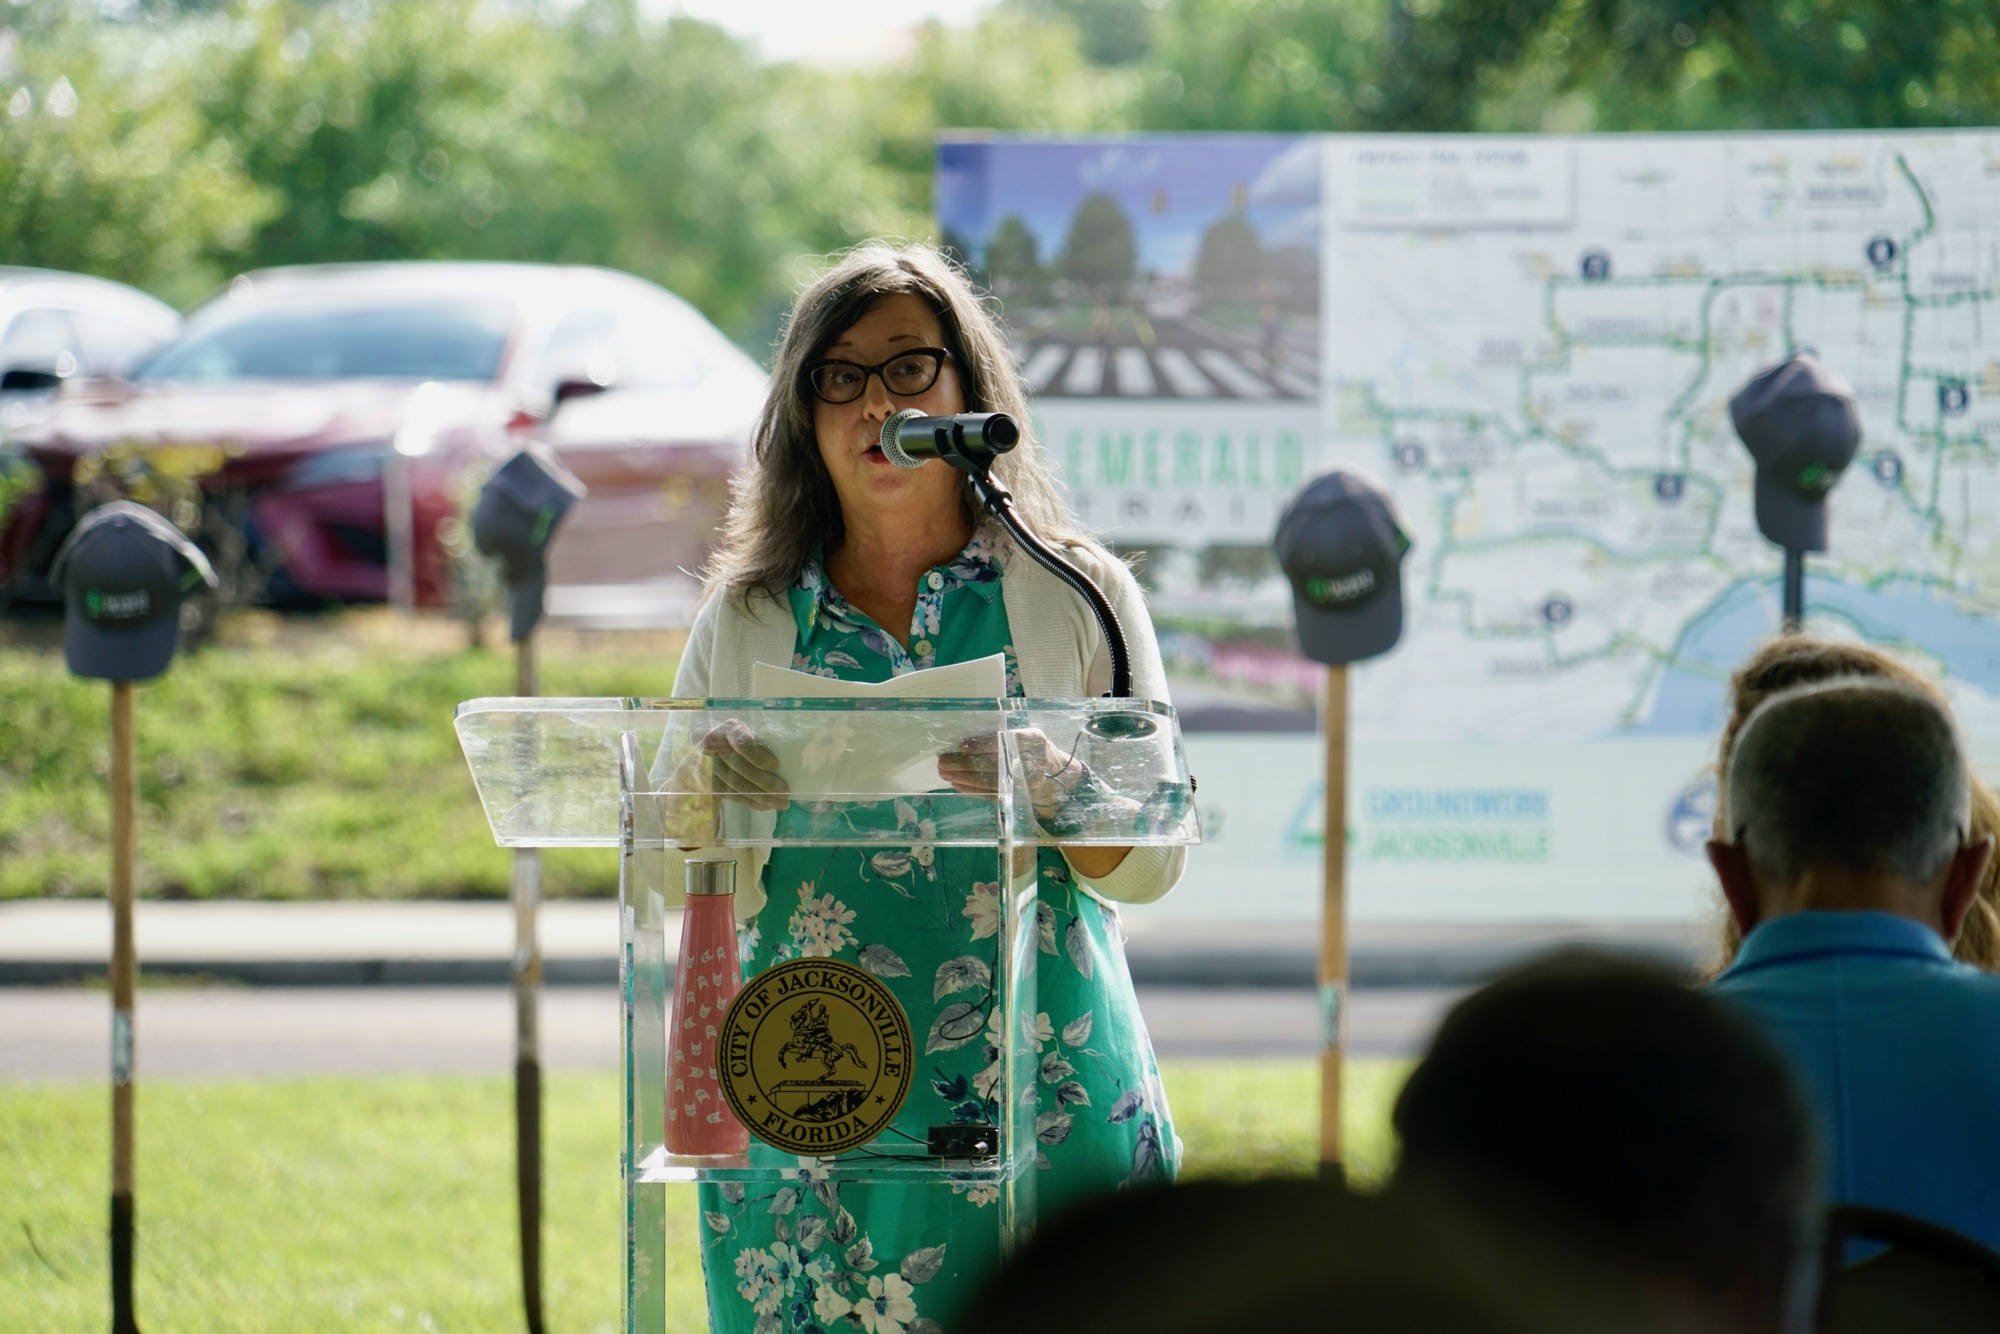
top-left (1325, 132), bottom-right (2000, 744)
top-left (939, 132), bottom-right (2000, 921)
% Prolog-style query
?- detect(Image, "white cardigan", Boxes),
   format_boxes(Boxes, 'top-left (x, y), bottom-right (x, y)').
top-left (667, 536), bottom-right (1188, 919)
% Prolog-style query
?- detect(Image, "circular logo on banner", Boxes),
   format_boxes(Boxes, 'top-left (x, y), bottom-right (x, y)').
top-left (717, 958), bottom-right (914, 1156)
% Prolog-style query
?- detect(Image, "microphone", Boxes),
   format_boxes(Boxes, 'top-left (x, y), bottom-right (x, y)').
top-left (879, 410), bottom-right (1019, 472)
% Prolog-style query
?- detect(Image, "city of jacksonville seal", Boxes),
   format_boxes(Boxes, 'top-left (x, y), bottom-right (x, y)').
top-left (716, 958), bottom-right (914, 1156)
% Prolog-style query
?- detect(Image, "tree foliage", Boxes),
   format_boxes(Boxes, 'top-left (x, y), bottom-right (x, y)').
top-left (0, 17), bottom-right (275, 304)
top-left (1120, 0), bottom-right (2000, 134)
top-left (1126, 0), bottom-right (1390, 131)
top-left (1060, 193), bottom-right (1138, 294)
top-left (2, 0), bottom-right (1997, 350)
top-left (198, 0), bottom-right (574, 270)
top-left (0, 0), bottom-right (928, 346)
top-left (984, 214), bottom-right (1046, 300)
top-left (1193, 211), bottom-right (1264, 295)
top-left (1344, 0), bottom-right (2000, 134)
top-left (1007, 0), bottom-right (1161, 66)
top-left (861, 7), bottom-right (1139, 224)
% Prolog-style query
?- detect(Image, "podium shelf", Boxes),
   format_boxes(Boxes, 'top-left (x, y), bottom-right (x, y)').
top-left (632, 1145), bottom-right (1022, 1186)
top-left (456, 696), bottom-right (1200, 850)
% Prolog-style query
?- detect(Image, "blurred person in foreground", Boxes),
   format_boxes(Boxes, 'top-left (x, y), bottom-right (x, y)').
top-left (1709, 636), bottom-right (2000, 972)
top-left (671, 242), bottom-right (1184, 1331)
top-left (961, 1174), bottom-right (1688, 1334)
top-left (963, 952), bottom-right (1812, 1334)
top-left (1708, 678), bottom-right (2000, 1251)
top-left (1391, 951), bottom-right (1823, 1334)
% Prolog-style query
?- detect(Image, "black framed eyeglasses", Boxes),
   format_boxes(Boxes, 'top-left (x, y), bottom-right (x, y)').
top-left (803, 348), bottom-right (951, 405)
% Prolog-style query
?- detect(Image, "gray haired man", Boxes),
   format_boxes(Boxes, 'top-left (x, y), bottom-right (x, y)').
top-left (1709, 678), bottom-right (2000, 1250)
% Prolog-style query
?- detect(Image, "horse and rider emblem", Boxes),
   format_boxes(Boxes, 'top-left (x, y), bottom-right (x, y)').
top-left (715, 957), bottom-right (914, 1156)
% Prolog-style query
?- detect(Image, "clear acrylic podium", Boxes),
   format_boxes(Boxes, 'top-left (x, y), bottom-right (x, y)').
top-left (454, 697), bottom-right (1199, 1332)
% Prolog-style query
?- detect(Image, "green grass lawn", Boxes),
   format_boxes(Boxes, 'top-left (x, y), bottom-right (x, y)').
top-left (0, 611), bottom-right (676, 902)
top-left (0, 1058), bottom-right (1409, 1331)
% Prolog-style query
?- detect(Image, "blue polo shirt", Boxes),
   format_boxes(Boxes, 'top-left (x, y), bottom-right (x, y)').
top-left (1712, 911), bottom-right (2000, 1250)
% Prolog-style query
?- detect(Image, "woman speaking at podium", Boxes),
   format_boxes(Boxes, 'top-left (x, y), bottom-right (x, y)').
top-left (672, 241), bottom-right (1185, 1331)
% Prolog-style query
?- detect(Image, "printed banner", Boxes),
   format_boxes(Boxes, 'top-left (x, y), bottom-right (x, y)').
top-left (939, 131), bottom-right (2000, 921)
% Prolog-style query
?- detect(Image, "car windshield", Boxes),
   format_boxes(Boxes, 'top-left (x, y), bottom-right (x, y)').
top-left (131, 298), bottom-right (514, 383)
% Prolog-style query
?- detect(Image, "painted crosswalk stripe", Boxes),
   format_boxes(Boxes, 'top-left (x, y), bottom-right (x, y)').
top-left (1274, 366), bottom-right (1317, 398)
top-left (1152, 347), bottom-right (1215, 397)
top-left (1113, 347), bottom-right (1157, 396)
top-left (1195, 350), bottom-right (1276, 399)
top-left (1020, 344), bottom-right (1069, 393)
top-left (1062, 345), bottom-right (1106, 395)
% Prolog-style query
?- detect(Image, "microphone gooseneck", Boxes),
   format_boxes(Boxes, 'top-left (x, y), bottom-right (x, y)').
top-left (967, 469), bottom-right (1133, 699)
top-left (875, 408), bottom-right (1132, 696)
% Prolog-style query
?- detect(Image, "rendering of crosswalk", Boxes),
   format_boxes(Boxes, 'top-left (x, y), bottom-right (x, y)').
top-left (1017, 340), bottom-right (1317, 401)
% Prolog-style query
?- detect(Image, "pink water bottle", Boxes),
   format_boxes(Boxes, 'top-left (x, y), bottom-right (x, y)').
top-left (666, 857), bottom-right (749, 1155)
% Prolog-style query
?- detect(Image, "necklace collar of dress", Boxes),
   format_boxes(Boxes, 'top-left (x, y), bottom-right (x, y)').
top-left (791, 520), bottom-right (1009, 639)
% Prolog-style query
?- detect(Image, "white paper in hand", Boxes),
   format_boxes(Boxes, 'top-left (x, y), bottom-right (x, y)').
top-left (749, 655), bottom-right (1006, 798)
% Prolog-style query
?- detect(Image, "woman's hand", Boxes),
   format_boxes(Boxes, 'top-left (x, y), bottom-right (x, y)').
top-left (698, 719), bottom-right (790, 812)
top-left (661, 719), bottom-right (790, 849)
top-left (660, 720), bottom-right (790, 837)
top-left (937, 728), bottom-right (1069, 804)
top-left (939, 729), bottom-right (1132, 877)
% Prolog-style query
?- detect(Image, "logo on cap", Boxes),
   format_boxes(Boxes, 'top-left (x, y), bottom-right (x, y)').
top-left (1306, 568), bottom-right (1378, 606)
top-left (86, 587), bottom-right (152, 621)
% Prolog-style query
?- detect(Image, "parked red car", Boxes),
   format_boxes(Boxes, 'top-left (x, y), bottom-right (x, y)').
top-left (1, 262), bottom-right (764, 615)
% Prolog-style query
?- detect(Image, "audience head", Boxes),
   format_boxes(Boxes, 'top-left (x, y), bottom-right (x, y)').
top-left (1711, 636), bottom-right (2000, 970)
top-left (961, 1175), bottom-right (1686, 1334)
top-left (1709, 678), bottom-right (1993, 941)
top-left (1391, 951), bottom-right (1821, 1334)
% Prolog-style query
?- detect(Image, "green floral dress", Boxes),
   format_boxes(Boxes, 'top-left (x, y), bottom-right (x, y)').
top-left (697, 524), bottom-right (1180, 1333)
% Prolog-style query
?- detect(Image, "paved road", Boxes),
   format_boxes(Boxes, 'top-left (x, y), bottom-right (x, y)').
top-left (0, 985), bottom-right (1459, 1083)
top-left (0, 900), bottom-right (1710, 990)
